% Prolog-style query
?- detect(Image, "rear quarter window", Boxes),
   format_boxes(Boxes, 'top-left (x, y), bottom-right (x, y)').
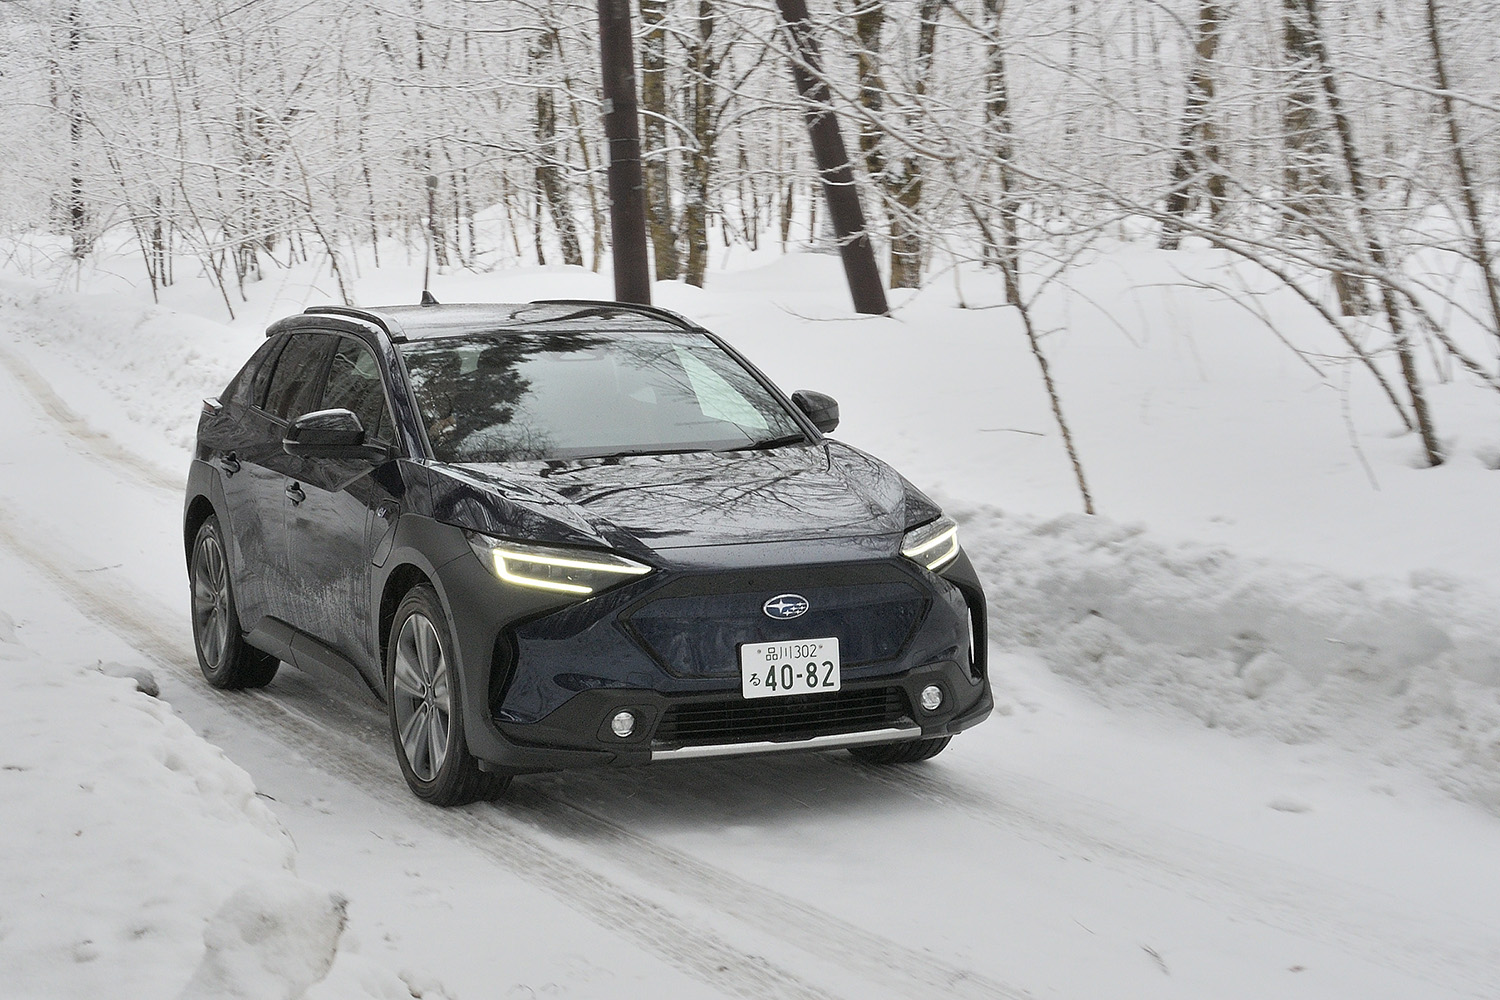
top-left (223, 335), bottom-right (285, 409)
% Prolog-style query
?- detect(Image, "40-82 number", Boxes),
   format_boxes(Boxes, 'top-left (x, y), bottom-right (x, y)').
top-left (756, 660), bottom-right (836, 692)
top-left (740, 636), bottom-right (840, 699)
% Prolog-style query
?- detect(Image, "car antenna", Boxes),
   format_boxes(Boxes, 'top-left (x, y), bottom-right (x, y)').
top-left (420, 290), bottom-right (439, 306)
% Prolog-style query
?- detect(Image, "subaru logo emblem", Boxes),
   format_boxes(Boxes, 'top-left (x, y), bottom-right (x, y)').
top-left (763, 594), bottom-right (810, 620)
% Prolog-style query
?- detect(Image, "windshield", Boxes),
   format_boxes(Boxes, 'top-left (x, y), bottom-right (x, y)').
top-left (399, 330), bottom-right (807, 463)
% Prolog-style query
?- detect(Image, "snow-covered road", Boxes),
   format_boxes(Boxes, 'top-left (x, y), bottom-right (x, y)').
top-left (4, 280), bottom-right (1499, 999)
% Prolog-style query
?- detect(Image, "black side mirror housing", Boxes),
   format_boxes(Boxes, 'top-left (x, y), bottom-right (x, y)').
top-left (791, 390), bottom-right (840, 434)
top-left (283, 408), bottom-right (387, 461)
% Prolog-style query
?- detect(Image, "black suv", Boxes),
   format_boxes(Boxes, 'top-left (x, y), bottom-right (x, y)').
top-left (184, 300), bottom-right (991, 804)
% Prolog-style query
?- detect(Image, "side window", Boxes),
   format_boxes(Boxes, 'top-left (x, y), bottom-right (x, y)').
top-left (223, 336), bottom-right (284, 409)
top-left (249, 336), bottom-right (286, 408)
top-left (320, 337), bottom-right (393, 443)
top-left (262, 333), bottom-right (335, 422)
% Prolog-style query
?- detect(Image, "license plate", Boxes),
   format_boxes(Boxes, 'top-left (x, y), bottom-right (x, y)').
top-left (739, 638), bottom-right (841, 699)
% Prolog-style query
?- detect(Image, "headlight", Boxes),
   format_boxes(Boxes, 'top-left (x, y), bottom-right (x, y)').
top-left (468, 535), bottom-right (652, 596)
top-left (901, 515), bottom-right (959, 572)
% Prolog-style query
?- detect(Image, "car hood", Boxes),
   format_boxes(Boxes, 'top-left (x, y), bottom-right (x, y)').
top-left (427, 442), bottom-right (941, 563)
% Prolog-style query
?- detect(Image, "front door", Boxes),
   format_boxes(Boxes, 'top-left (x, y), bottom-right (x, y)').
top-left (255, 331), bottom-right (338, 628)
top-left (282, 335), bottom-right (400, 681)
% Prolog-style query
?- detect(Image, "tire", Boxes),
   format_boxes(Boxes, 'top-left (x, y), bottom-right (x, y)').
top-left (190, 515), bottom-right (279, 689)
top-left (848, 736), bottom-right (951, 765)
top-left (386, 584), bottom-right (510, 806)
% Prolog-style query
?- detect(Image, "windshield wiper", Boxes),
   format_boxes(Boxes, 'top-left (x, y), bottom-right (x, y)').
top-left (728, 432), bottom-right (809, 452)
top-left (582, 445), bottom-right (712, 461)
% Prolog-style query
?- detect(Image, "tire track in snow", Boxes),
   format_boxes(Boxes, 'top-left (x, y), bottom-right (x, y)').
top-left (831, 756), bottom-right (1500, 998)
top-left (529, 748), bottom-right (1500, 998)
top-left (0, 509), bottom-right (849, 1000)
top-left (503, 786), bottom-right (1025, 1000)
top-left (0, 494), bottom-right (1029, 1000)
top-left (0, 342), bottom-right (181, 493)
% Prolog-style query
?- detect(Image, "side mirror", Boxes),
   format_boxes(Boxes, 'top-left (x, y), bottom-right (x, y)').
top-left (791, 390), bottom-right (840, 434)
top-left (283, 408), bottom-right (387, 461)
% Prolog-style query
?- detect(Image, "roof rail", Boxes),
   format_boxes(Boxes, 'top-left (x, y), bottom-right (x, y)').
top-left (302, 305), bottom-right (409, 341)
top-left (530, 298), bottom-right (703, 332)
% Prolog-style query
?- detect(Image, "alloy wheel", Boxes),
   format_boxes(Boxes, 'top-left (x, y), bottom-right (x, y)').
top-left (192, 532), bottom-right (231, 670)
top-left (392, 612), bottom-right (452, 782)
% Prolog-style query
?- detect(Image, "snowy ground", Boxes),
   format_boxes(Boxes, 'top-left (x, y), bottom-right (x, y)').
top-left (2, 245), bottom-right (1499, 998)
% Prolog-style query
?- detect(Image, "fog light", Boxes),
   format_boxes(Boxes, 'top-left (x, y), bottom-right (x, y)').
top-left (610, 710), bottom-right (636, 738)
top-left (919, 685), bottom-right (944, 712)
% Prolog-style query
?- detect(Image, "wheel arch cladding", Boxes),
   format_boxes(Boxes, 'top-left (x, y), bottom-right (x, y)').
top-left (379, 563), bottom-right (433, 679)
top-left (184, 495), bottom-right (216, 569)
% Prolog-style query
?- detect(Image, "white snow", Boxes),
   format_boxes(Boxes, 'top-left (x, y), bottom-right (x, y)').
top-left (0, 548), bottom-right (435, 1000)
top-left (178, 877), bottom-right (347, 1000)
top-left (2, 242), bottom-right (1499, 998)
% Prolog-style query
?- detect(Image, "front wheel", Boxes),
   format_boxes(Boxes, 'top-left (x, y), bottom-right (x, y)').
top-left (190, 515), bottom-right (278, 689)
top-left (386, 584), bottom-right (510, 806)
top-left (848, 736), bottom-right (951, 765)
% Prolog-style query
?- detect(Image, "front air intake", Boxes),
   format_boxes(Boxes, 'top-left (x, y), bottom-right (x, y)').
top-left (653, 687), bottom-right (911, 748)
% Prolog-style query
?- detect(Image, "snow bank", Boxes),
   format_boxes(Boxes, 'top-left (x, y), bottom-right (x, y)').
top-left (0, 278), bottom-right (254, 465)
top-left (955, 501), bottom-right (1500, 812)
top-left (0, 592), bottom-right (441, 1000)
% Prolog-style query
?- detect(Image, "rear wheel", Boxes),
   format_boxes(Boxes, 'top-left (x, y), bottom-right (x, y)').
top-left (848, 736), bottom-right (951, 765)
top-left (386, 584), bottom-right (510, 806)
top-left (190, 515), bottom-right (278, 689)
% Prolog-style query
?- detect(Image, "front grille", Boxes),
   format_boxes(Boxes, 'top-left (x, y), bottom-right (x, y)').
top-left (625, 580), bottom-right (927, 678)
top-left (653, 687), bottom-right (911, 748)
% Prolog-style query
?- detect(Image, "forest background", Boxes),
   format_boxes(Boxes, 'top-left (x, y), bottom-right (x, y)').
top-left (2, 0), bottom-right (1499, 492)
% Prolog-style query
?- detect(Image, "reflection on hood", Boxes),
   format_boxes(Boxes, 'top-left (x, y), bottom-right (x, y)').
top-left (429, 442), bottom-right (934, 557)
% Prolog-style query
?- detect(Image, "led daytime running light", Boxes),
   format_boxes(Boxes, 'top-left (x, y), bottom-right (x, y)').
top-left (479, 539), bottom-right (652, 596)
top-left (901, 518), bottom-right (960, 571)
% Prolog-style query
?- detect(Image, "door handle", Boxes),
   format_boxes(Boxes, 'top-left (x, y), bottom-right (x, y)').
top-left (217, 453), bottom-right (241, 476)
top-left (284, 482), bottom-right (306, 505)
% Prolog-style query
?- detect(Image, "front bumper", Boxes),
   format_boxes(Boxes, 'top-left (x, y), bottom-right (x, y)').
top-left (428, 536), bottom-right (992, 775)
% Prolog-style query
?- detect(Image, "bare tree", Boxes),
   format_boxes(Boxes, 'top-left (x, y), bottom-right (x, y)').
top-left (1423, 0), bottom-right (1500, 350)
top-left (1160, 0), bottom-right (1226, 250)
top-left (533, 30), bottom-right (584, 266)
top-left (638, 0), bottom-right (681, 279)
top-left (683, 0), bottom-right (718, 286)
top-left (1298, 0), bottom-right (1442, 465)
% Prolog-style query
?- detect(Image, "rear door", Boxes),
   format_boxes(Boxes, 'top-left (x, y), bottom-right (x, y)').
top-left (205, 335), bottom-right (284, 628)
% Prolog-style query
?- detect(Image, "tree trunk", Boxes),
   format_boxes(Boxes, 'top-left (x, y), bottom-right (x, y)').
top-left (533, 34), bottom-right (583, 267)
top-left (775, 0), bottom-right (887, 314)
top-left (1282, 0), bottom-right (1366, 315)
top-left (851, 2), bottom-right (887, 188)
top-left (886, 0), bottom-right (939, 289)
top-left (1301, 0), bottom-right (1442, 466)
top-left (1161, 1), bottom-right (1225, 249)
top-left (65, 3), bottom-right (90, 260)
top-left (597, 0), bottom-right (653, 304)
top-left (1423, 0), bottom-right (1500, 350)
top-left (982, 0), bottom-right (1020, 304)
top-left (1282, 0), bottom-right (1332, 228)
top-left (683, 0), bottom-right (716, 287)
top-left (638, 0), bottom-right (681, 280)
top-left (850, 0), bottom-right (938, 289)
